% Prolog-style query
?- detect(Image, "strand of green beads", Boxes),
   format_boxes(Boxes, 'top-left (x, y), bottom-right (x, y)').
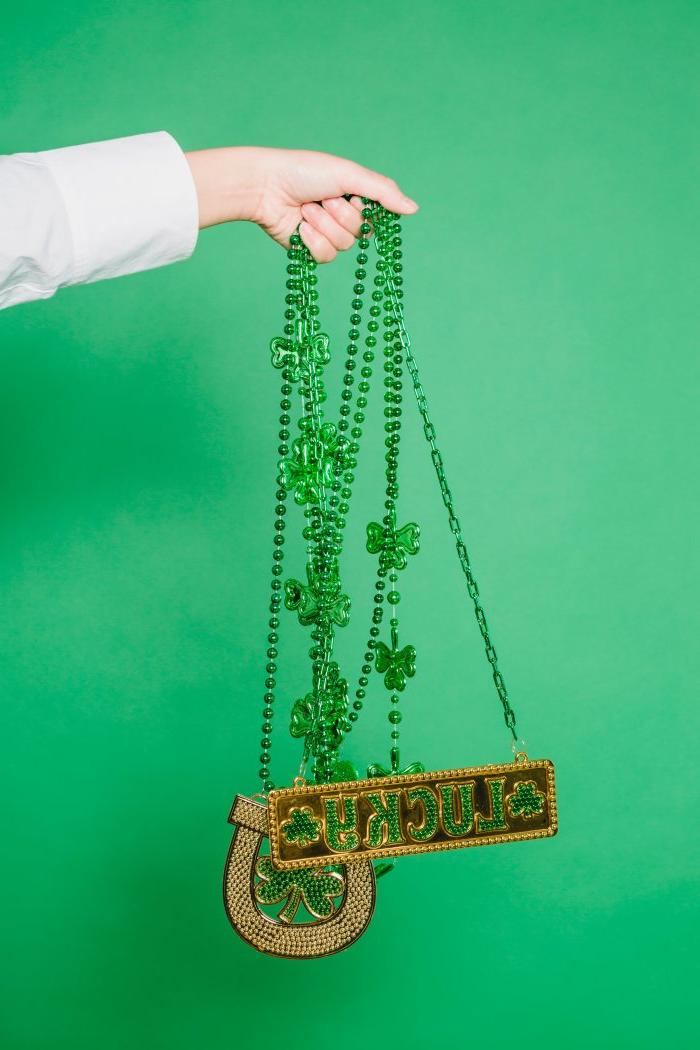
top-left (258, 232), bottom-right (307, 792)
top-left (300, 246), bottom-right (337, 781)
top-left (342, 206), bottom-right (391, 737)
top-left (344, 204), bottom-right (398, 737)
top-left (302, 240), bottom-right (352, 785)
top-left (382, 218), bottom-right (405, 765)
top-left (327, 202), bottom-right (378, 559)
top-left (299, 205), bottom-right (382, 776)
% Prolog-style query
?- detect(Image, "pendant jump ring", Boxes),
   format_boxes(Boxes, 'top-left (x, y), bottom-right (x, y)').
top-left (511, 738), bottom-right (528, 763)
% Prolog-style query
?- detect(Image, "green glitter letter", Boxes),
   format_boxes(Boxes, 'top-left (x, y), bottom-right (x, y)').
top-left (476, 777), bottom-right (508, 834)
top-left (364, 790), bottom-right (405, 848)
top-left (439, 782), bottom-right (475, 837)
top-left (323, 795), bottom-right (360, 853)
top-left (406, 786), bottom-right (439, 842)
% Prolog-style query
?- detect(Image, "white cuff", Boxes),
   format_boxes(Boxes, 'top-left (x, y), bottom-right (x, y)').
top-left (37, 131), bottom-right (199, 287)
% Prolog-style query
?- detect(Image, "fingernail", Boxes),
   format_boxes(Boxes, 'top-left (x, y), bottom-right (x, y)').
top-left (402, 195), bottom-right (419, 212)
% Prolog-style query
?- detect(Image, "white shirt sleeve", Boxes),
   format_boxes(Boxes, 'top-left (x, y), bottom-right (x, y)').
top-left (0, 131), bottom-right (199, 310)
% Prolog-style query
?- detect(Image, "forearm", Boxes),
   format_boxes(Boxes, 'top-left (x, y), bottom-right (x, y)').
top-left (185, 147), bottom-right (266, 228)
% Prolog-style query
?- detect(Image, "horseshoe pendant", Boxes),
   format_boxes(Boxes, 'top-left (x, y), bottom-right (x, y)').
top-left (223, 795), bottom-right (376, 959)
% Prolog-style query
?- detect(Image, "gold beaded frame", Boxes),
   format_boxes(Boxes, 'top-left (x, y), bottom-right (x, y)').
top-left (268, 758), bottom-right (557, 870)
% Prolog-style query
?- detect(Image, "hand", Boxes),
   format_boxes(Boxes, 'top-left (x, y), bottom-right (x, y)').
top-left (184, 146), bottom-right (419, 263)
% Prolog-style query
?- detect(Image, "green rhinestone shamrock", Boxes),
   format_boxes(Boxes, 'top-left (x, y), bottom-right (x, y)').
top-left (285, 563), bottom-right (351, 628)
top-left (254, 857), bottom-right (344, 923)
top-left (374, 625), bottom-right (416, 692)
top-left (507, 780), bottom-right (546, 819)
top-left (289, 661), bottom-right (350, 741)
top-left (270, 318), bottom-right (331, 382)
top-left (366, 507), bottom-right (420, 570)
top-left (281, 806), bottom-right (322, 847)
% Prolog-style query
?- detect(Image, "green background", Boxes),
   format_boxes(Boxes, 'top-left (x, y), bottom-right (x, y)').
top-left (2, 1), bottom-right (697, 1047)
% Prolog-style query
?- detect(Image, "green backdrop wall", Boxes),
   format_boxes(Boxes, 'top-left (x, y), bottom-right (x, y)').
top-left (2, 2), bottom-right (697, 1047)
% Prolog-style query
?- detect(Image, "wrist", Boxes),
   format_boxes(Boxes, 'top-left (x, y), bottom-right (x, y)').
top-left (185, 147), bottom-right (266, 229)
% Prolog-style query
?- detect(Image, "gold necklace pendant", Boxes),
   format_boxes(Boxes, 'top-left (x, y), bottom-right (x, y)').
top-left (267, 757), bottom-right (557, 870)
top-left (223, 795), bottom-right (376, 959)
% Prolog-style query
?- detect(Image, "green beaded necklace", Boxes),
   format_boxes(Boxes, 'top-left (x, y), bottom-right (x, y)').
top-left (223, 201), bottom-right (558, 960)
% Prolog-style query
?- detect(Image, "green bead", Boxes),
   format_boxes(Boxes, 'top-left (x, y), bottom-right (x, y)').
top-left (388, 710), bottom-right (402, 725)
top-left (387, 590), bottom-right (401, 604)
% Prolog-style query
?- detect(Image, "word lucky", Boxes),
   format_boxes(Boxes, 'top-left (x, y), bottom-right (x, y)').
top-left (268, 762), bottom-right (556, 868)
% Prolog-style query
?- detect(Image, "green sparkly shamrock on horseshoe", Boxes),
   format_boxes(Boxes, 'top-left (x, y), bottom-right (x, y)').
top-left (506, 780), bottom-right (546, 819)
top-left (281, 806), bottom-right (322, 847)
top-left (254, 857), bottom-right (345, 923)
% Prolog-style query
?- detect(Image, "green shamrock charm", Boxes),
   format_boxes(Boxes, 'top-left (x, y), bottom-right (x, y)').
top-left (280, 434), bottom-right (334, 506)
top-left (254, 857), bottom-right (345, 923)
top-left (280, 422), bottom-right (352, 507)
top-left (285, 563), bottom-right (351, 628)
top-left (270, 319), bottom-right (331, 382)
top-left (366, 507), bottom-right (420, 570)
top-left (281, 806), bottom-right (322, 847)
top-left (289, 661), bottom-right (350, 744)
top-left (507, 780), bottom-right (546, 819)
top-left (374, 626), bottom-right (416, 692)
top-left (367, 746), bottom-right (424, 778)
top-left (328, 758), bottom-right (358, 782)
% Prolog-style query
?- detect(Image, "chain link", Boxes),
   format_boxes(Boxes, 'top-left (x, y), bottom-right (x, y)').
top-left (382, 260), bottom-right (519, 741)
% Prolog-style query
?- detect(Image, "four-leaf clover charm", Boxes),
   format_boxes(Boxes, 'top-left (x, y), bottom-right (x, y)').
top-left (507, 780), bottom-right (546, 819)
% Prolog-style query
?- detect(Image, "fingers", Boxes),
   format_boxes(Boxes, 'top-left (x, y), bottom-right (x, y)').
top-left (336, 159), bottom-right (419, 216)
top-left (298, 219), bottom-right (337, 264)
top-left (301, 201), bottom-right (356, 251)
top-left (299, 196), bottom-right (369, 263)
top-left (319, 195), bottom-right (365, 238)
